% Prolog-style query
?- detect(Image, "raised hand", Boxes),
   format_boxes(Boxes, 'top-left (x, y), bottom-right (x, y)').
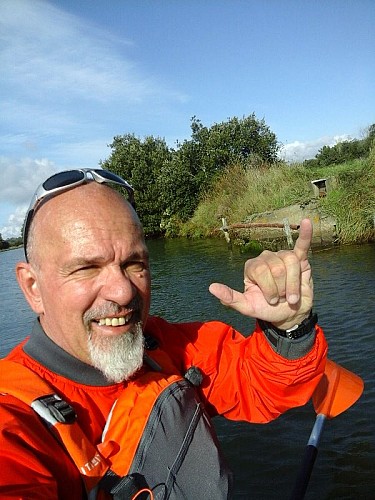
top-left (209, 219), bottom-right (314, 329)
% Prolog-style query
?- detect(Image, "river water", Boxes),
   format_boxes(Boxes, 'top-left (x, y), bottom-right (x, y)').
top-left (1, 241), bottom-right (374, 499)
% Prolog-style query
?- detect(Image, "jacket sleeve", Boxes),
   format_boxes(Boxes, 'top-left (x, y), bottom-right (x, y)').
top-left (0, 395), bottom-right (83, 499)
top-left (145, 317), bottom-right (328, 423)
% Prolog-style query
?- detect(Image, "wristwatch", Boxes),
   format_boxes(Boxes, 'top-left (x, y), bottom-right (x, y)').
top-left (258, 311), bottom-right (318, 340)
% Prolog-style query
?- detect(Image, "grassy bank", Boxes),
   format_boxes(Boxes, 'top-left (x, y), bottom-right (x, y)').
top-left (179, 146), bottom-right (375, 245)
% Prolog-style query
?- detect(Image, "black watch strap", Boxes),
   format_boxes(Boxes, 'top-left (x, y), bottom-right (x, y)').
top-left (258, 311), bottom-right (318, 340)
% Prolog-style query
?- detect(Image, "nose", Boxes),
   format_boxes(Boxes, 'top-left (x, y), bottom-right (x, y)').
top-left (99, 265), bottom-right (137, 305)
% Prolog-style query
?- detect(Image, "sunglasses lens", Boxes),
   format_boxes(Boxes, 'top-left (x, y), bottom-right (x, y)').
top-left (43, 170), bottom-right (85, 191)
top-left (92, 169), bottom-right (128, 185)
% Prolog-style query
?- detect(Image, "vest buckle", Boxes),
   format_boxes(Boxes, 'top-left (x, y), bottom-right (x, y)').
top-left (32, 394), bottom-right (77, 424)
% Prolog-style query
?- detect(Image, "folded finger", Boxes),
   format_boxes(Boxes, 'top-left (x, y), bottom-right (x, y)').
top-left (245, 252), bottom-right (285, 304)
top-left (277, 251), bottom-right (302, 304)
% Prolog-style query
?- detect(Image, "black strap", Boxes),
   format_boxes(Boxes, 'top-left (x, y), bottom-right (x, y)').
top-left (100, 470), bottom-right (150, 499)
top-left (258, 311), bottom-right (318, 340)
top-left (32, 394), bottom-right (77, 424)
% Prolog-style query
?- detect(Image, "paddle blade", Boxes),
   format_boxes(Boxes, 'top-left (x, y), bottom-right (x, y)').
top-left (312, 359), bottom-right (364, 418)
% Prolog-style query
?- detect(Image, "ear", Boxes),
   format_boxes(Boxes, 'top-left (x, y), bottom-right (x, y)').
top-left (15, 262), bottom-right (45, 315)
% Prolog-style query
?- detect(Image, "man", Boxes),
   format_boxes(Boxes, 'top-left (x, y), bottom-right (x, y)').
top-left (0, 169), bottom-right (327, 499)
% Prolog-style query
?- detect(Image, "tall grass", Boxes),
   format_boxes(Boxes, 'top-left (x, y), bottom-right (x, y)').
top-left (181, 162), bottom-right (312, 237)
top-left (180, 153), bottom-right (375, 244)
top-left (318, 150), bottom-right (375, 243)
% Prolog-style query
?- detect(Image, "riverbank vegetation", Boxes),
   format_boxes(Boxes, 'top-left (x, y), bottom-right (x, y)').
top-left (101, 115), bottom-right (375, 246)
top-left (181, 146), bottom-right (375, 245)
top-left (101, 114), bottom-right (280, 236)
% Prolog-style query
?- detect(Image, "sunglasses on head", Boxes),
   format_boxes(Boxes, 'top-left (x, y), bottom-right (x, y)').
top-left (23, 168), bottom-right (135, 261)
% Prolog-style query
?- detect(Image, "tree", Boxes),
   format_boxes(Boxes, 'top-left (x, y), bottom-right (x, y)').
top-left (363, 123), bottom-right (375, 152)
top-left (0, 233), bottom-right (10, 250)
top-left (101, 134), bottom-right (172, 236)
top-left (305, 124), bottom-right (375, 167)
top-left (101, 114), bottom-right (280, 233)
top-left (186, 114), bottom-right (279, 176)
top-left (164, 114), bottom-right (280, 220)
top-left (157, 152), bottom-right (200, 223)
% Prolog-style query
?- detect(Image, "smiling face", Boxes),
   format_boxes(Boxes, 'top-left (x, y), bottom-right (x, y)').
top-left (17, 182), bottom-right (151, 380)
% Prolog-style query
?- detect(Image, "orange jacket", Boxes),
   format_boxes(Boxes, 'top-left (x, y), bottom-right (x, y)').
top-left (0, 316), bottom-right (327, 499)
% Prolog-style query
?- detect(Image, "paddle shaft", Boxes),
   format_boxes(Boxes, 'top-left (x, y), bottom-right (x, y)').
top-left (289, 414), bottom-right (326, 500)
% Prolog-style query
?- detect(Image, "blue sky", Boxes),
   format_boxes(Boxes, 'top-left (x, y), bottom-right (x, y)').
top-left (0, 0), bottom-right (374, 239)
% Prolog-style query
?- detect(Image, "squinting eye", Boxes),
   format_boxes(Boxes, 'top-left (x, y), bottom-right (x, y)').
top-left (125, 262), bottom-right (148, 273)
top-left (73, 265), bottom-right (98, 275)
top-left (79, 264), bottom-right (99, 272)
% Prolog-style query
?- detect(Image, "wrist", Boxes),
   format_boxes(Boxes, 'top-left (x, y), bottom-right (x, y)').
top-left (258, 311), bottom-right (318, 340)
top-left (271, 311), bottom-right (312, 332)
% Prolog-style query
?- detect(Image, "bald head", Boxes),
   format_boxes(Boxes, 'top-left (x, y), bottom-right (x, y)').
top-left (27, 182), bottom-right (142, 268)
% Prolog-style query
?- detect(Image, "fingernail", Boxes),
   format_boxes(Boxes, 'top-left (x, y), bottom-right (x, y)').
top-left (269, 297), bottom-right (279, 305)
top-left (288, 294), bottom-right (299, 304)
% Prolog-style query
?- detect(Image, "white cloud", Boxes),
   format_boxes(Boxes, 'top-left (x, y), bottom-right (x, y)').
top-left (0, 155), bottom-right (53, 239)
top-left (0, 206), bottom-right (27, 239)
top-left (0, 0), bottom-right (188, 183)
top-left (280, 134), bottom-right (351, 162)
top-left (0, 101), bottom-right (78, 151)
top-left (0, 0), bottom-right (185, 106)
top-left (0, 157), bottom-right (58, 206)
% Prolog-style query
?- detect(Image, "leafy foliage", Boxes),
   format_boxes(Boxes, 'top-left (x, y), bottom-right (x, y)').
top-left (183, 114), bottom-right (280, 178)
top-left (101, 134), bottom-right (172, 236)
top-left (101, 114), bottom-right (280, 235)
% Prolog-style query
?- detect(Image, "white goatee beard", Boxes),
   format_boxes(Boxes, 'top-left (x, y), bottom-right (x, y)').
top-left (87, 322), bottom-right (144, 383)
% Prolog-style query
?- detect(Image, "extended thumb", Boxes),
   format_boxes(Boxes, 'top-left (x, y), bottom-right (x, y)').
top-left (209, 283), bottom-right (234, 305)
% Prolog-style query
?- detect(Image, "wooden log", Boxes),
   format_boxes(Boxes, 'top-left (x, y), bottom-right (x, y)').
top-left (228, 222), bottom-right (300, 230)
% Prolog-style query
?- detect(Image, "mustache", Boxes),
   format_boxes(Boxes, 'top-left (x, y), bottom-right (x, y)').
top-left (83, 296), bottom-right (143, 325)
